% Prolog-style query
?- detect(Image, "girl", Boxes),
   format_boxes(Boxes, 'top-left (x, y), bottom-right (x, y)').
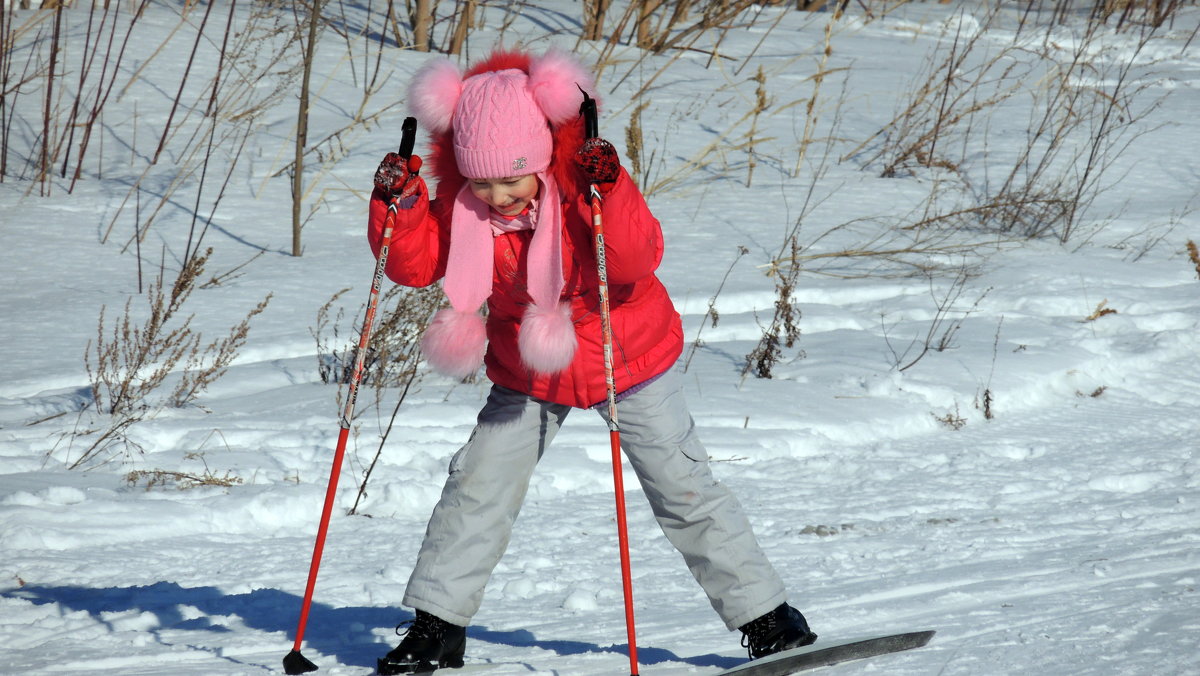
top-left (367, 48), bottom-right (815, 674)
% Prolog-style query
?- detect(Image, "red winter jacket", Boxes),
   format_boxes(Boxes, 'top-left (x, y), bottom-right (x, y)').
top-left (366, 55), bottom-right (682, 409)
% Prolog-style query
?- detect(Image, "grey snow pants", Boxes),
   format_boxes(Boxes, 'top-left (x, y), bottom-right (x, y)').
top-left (402, 367), bottom-right (787, 631)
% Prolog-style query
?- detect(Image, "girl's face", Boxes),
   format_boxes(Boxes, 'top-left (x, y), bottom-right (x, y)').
top-left (468, 174), bottom-right (539, 217)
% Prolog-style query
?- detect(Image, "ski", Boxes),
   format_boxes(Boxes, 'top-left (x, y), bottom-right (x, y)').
top-left (376, 658), bottom-right (519, 675)
top-left (715, 630), bottom-right (936, 675)
top-left (371, 631), bottom-right (934, 675)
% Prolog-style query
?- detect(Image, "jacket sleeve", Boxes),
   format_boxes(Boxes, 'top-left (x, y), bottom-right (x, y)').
top-left (581, 167), bottom-right (664, 285)
top-left (366, 186), bottom-right (450, 288)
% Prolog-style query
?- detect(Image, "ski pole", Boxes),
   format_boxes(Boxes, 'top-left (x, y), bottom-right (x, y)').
top-left (580, 90), bottom-right (640, 676)
top-left (283, 117), bottom-right (419, 676)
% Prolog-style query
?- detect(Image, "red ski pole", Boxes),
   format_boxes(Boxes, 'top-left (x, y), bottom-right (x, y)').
top-left (284, 118), bottom-right (419, 675)
top-left (580, 91), bottom-right (640, 676)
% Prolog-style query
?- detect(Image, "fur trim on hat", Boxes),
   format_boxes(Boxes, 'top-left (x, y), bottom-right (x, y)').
top-left (410, 49), bottom-right (596, 147)
top-left (421, 307), bottom-right (487, 379)
top-left (409, 58), bottom-right (463, 134)
top-left (518, 301), bottom-right (577, 375)
top-left (424, 51), bottom-right (594, 215)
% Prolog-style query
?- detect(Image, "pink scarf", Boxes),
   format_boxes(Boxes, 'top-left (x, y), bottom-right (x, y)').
top-left (419, 172), bottom-right (577, 378)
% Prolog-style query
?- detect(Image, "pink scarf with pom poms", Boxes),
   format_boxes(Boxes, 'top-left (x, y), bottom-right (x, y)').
top-left (419, 173), bottom-right (576, 379)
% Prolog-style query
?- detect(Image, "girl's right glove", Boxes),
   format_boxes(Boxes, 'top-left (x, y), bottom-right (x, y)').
top-left (575, 138), bottom-right (620, 186)
top-left (374, 152), bottom-right (424, 203)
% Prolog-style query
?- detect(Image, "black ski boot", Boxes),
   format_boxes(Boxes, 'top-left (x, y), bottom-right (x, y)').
top-left (739, 603), bottom-right (818, 659)
top-left (377, 610), bottom-right (466, 674)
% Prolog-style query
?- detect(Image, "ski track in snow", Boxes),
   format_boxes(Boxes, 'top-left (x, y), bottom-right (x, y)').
top-left (2, 1), bottom-right (1199, 675)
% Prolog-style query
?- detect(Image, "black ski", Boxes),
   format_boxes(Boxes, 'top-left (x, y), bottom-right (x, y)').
top-left (716, 630), bottom-right (936, 675)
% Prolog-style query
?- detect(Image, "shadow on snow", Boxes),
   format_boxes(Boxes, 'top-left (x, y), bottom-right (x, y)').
top-left (4, 582), bottom-right (742, 671)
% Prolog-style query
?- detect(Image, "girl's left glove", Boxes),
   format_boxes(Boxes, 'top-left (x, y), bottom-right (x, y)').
top-left (374, 153), bottom-right (424, 203)
top-left (575, 138), bottom-right (621, 185)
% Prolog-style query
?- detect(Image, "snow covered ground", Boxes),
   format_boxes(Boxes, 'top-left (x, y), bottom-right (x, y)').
top-left (1, 2), bottom-right (1198, 674)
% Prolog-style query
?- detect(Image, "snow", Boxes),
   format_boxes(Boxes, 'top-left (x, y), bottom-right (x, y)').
top-left (1, 2), bottom-right (1198, 675)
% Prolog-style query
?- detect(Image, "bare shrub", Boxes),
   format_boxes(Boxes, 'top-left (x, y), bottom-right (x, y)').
top-left (683, 245), bottom-right (749, 373)
top-left (71, 249), bottom-right (271, 469)
top-left (933, 404), bottom-right (967, 430)
top-left (126, 452), bottom-right (243, 491)
top-left (849, 6), bottom-right (1170, 244)
top-left (103, 4), bottom-right (304, 248)
top-left (309, 284), bottom-right (443, 515)
top-left (744, 237), bottom-right (804, 379)
top-left (974, 16), bottom-right (1167, 243)
top-left (882, 266), bottom-right (992, 372)
top-left (311, 284), bottom-right (442, 398)
top-left (127, 468), bottom-right (243, 490)
top-left (87, 248), bottom-right (271, 415)
top-left (850, 10), bottom-right (1028, 180)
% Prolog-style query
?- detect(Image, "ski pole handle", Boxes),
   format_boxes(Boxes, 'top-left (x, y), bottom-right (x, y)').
top-left (579, 85), bottom-right (598, 139)
top-left (398, 116), bottom-right (418, 160)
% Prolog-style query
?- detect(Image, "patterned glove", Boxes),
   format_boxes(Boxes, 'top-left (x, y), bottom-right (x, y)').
top-left (575, 138), bottom-right (620, 184)
top-left (374, 153), bottom-right (424, 201)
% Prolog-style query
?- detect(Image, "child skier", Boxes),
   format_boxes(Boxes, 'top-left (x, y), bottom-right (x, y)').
top-left (367, 48), bottom-right (816, 674)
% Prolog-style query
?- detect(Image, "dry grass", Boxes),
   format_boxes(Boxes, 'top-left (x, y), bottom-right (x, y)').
top-left (87, 248), bottom-right (271, 416)
top-left (70, 249), bottom-right (271, 469)
top-left (624, 100), bottom-right (649, 188)
top-left (632, 63), bottom-right (813, 198)
top-left (126, 468), bottom-right (243, 491)
top-left (846, 7), bottom-right (1029, 180)
top-left (933, 404), bottom-right (968, 430)
top-left (683, 246), bottom-right (750, 373)
top-left (125, 451), bottom-right (243, 491)
top-left (744, 238), bottom-right (804, 379)
top-left (311, 284), bottom-right (442, 410)
top-left (307, 284), bottom-right (443, 515)
top-left (1187, 240), bottom-right (1200, 279)
top-left (1083, 299), bottom-right (1119, 321)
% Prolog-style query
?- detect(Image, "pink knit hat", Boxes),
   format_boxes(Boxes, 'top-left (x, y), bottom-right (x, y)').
top-left (453, 69), bottom-right (552, 179)
top-left (407, 49), bottom-right (597, 379)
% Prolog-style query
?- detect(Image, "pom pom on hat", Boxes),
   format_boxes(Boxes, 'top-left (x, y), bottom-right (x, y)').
top-left (528, 48), bottom-right (597, 126)
top-left (407, 48), bottom-right (597, 170)
top-left (409, 58), bottom-right (463, 134)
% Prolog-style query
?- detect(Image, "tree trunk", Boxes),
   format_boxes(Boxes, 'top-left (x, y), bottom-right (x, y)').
top-left (293, 0), bottom-right (322, 257)
top-left (412, 0), bottom-right (431, 52)
top-left (583, 0), bottom-right (611, 42)
top-left (447, 0), bottom-right (476, 56)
